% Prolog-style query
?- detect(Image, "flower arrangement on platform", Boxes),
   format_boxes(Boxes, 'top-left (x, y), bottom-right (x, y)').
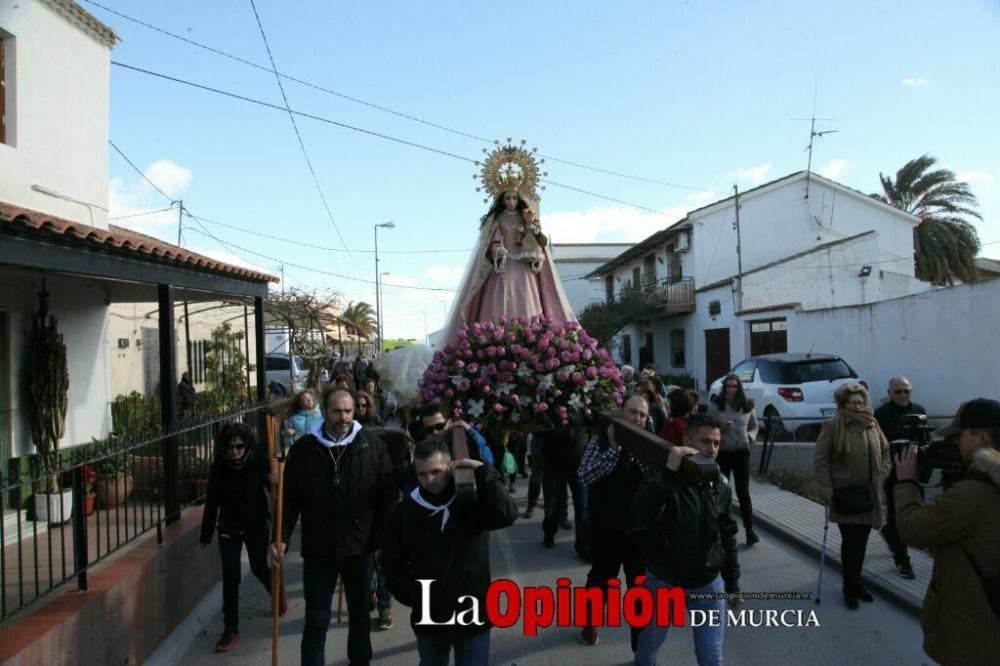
top-left (419, 316), bottom-right (624, 431)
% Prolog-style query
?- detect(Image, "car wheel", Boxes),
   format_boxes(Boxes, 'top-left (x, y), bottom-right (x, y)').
top-left (763, 407), bottom-right (791, 442)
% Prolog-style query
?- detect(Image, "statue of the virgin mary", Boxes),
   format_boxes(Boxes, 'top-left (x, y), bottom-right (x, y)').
top-left (441, 140), bottom-right (576, 345)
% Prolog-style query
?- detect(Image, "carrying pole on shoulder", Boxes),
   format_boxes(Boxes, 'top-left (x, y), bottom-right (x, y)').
top-left (270, 418), bottom-right (288, 666)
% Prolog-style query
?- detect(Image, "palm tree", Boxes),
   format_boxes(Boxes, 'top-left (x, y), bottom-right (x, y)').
top-left (873, 154), bottom-right (982, 284)
top-left (339, 301), bottom-right (377, 353)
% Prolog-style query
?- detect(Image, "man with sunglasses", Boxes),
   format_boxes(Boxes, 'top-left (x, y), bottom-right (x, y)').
top-left (270, 387), bottom-right (397, 666)
top-left (874, 376), bottom-right (926, 579)
top-left (418, 404), bottom-right (494, 467)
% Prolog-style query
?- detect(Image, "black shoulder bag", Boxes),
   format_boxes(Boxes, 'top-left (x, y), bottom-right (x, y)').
top-left (832, 438), bottom-right (874, 513)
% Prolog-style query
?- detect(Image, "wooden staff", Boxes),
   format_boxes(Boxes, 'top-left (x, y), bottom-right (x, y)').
top-left (451, 426), bottom-right (477, 501)
top-left (270, 417), bottom-right (287, 666)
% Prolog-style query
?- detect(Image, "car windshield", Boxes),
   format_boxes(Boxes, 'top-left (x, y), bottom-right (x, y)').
top-left (266, 356), bottom-right (289, 371)
top-left (778, 359), bottom-right (855, 384)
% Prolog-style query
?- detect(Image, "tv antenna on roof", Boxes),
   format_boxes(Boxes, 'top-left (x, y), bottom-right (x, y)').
top-left (794, 115), bottom-right (838, 199)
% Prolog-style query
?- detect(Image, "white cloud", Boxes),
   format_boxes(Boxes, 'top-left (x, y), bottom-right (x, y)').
top-left (544, 205), bottom-right (684, 244)
top-left (728, 163), bottom-right (771, 186)
top-left (819, 159), bottom-right (852, 179)
top-left (425, 263), bottom-right (465, 285)
top-left (686, 190), bottom-right (718, 205)
top-left (902, 77), bottom-right (929, 87)
top-left (193, 248), bottom-right (272, 275)
top-left (144, 160), bottom-right (192, 197)
top-left (957, 170), bottom-right (993, 184)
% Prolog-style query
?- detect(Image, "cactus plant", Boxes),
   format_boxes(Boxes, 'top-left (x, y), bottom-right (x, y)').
top-left (26, 284), bottom-right (69, 495)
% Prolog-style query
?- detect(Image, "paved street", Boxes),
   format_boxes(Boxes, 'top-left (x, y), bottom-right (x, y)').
top-left (151, 476), bottom-right (931, 666)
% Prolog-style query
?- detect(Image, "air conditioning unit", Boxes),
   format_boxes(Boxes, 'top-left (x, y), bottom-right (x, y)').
top-left (674, 233), bottom-right (690, 252)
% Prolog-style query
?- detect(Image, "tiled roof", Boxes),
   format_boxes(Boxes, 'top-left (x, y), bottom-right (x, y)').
top-left (0, 202), bottom-right (278, 284)
top-left (41, 0), bottom-right (119, 48)
top-left (735, 302), bottom-right (801, 316)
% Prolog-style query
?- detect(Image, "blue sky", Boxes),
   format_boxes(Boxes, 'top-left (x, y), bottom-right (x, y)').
top-left (89, 0), bottom-right (1000, 339)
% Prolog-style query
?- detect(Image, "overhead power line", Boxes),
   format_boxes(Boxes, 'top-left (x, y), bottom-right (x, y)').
top-left (246, 0), bottom-right (353, 262)
top-left (109, 140), bottom-right (175, 202)
top-left (183, 216), bottom-right (457, 292)
top-left (108, 206), bottom-right (174, 221)
top-left (85, 0), bottom-right (721, 195)
top-left (190, 213), bottom-right (471, 254)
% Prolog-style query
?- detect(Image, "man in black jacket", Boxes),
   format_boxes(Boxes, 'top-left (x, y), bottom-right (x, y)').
top-left (633, 414), bottom-right (740, 666)
top-left (577, 393), bottom-right (650, 648)
top-left (380, 433), bottom-right (517, 666)
top-left (874, 376), bottom-right (926, 579)
top-left (270, 387), bottom-right (397, 666)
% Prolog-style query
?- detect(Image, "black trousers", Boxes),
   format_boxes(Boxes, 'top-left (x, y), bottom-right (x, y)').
top-left (584, 527), bottom-right (645, 649)
top-left (218, 523), bottom-right (272, 632)
top-left (837, 523), bottom-right (871, 593)
top-left (716, 449), bottom-right (753, 530)
top-left (542, 465), bottom-right (587, 553)
top-left (881, 468), bottom-right (917, 565)
top-left (302, 554), bottom-right (374, 666)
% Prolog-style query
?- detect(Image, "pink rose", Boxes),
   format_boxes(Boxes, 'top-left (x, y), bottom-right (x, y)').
top-left (572, 372), bottom-right (584, 384)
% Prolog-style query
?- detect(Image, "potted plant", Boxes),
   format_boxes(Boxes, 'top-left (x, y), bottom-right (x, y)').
top-left (178, 455), bottom-right (210, 503)
top-left (58, 463), bottom-right (97, 516)
top-left (26, 284), bottom-right (73, 524)
top-left (95, 455), bottom-right (135, 508)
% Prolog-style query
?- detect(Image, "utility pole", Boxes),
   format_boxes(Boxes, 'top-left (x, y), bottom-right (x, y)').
top-left (175, 199), bottom-right (184, 246)
top-left (733, 185), bottom-right (744, 312)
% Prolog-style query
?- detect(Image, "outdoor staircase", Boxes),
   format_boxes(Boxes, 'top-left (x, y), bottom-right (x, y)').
top-left (2, 510), bottom-right (47, 548)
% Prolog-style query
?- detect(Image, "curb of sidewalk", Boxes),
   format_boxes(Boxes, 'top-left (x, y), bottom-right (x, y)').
top-left (747, 507), bottom-right (922, 617)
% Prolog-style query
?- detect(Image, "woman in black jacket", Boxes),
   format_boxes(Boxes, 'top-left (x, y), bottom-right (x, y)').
top-left (199, 422), bottom-right (282, 652)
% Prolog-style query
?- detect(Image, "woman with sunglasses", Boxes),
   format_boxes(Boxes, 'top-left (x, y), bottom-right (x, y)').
top-left (200, 422), bottom-right (284, 652)
top-left (708, 375), bottom-right (760, 546)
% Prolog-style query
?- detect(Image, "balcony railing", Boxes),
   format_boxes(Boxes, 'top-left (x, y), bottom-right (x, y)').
top-left (613, 277), bottom-right (695, 314)
top-left (0, 403), bottom-right (270, 623)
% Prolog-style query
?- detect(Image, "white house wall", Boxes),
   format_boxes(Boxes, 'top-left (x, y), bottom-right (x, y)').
top-left (690, 177), bottom-right (917, 288)
top-left (787, 280), bottom-right (1000, 417)
top-left (0, 0), bottom-right (112, 228)
top-left (107, 302), bottom-right (260, 398)
top-left (739, 233), bottom-right (928, 312)
top-left (3, 270), bottom-right (112, 456)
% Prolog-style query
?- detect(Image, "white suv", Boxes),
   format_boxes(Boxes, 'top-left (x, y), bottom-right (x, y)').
top-left (708, 353), bottom-right (864, 440)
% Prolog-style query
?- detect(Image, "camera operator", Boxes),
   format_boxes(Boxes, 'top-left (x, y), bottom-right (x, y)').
top-left (874, 376), bottom-right (925, 580)
top-left (894, 398), bottom-right (1000, 665)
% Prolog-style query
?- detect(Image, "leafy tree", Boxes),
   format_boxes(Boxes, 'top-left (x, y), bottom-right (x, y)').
top-left (873, 154), bottom-right (982, 284)
top-left (340, 301), bottom-right (377, 354)
top-left (266, 289), bottom-right (342, 387)
top-left (577, 281), bottom-right (647, 347)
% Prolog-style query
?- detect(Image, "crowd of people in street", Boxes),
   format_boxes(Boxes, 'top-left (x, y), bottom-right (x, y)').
top-left (195, 361), bottom-right (1000, 665)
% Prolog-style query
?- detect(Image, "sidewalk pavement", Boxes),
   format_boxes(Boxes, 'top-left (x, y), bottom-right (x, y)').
top-left (741, 476), bottom-right (930, 614)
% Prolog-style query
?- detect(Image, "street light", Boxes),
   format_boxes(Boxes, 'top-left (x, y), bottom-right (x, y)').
top-left (379, 271), bottom-right (390, 351)
top-left (421, 310), bottom-right (428, 345)
top-left (374, 222), bottom-right (395, 356)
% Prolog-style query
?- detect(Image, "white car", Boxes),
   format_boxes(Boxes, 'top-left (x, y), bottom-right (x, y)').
top-left (265, 353), bottom-right (309, 393)
top-left (708, 353), bottom-right (865, 440)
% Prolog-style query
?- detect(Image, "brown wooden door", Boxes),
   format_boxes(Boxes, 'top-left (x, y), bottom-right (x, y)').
top-left (704, 328), bottom-right (731, 387)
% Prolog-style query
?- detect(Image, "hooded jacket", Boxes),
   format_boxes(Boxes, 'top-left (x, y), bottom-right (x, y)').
top-left (281, 421), bottom-right (397, 560)
top-left (894, 447), bottom-right (1000, 665)
top-left (200, 447), bottom-right (270, 544)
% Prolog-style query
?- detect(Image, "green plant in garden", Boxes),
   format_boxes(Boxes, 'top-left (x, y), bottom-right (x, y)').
top-left (205, 322), bottom-right (250, 411)
top-left (25, 285), bottom-right (69, 494)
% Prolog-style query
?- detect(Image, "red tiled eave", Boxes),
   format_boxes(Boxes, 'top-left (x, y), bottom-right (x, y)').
top-left (0, 202), bottom-right (278, 283)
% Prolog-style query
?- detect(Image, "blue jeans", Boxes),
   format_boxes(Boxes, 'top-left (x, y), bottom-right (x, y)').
top-left (301, 554), bottom-right (374, 666)
top-left (416, 630), bottom-right (491, 666)
top-left (634, 572), bottom-right (725, 666)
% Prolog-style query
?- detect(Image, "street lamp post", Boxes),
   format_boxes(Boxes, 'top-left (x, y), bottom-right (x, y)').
top-left (374, 222), bottom-right (395, 356)
top-left (421, 310), bottom-right (428, 345)
top-left (379, 271), bottom-right (390, 351)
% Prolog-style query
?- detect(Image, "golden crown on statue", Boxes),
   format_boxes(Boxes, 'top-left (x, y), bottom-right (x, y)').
top-left (474, 138), bottom-right (547, 203)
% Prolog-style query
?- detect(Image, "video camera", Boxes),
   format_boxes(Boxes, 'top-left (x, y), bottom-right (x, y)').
top-left (888, 414), bottom-right (963, 476)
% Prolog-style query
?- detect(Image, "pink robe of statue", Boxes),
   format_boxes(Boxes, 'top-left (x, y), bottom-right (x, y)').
top-left (443, 209), bottom-right (576, 346)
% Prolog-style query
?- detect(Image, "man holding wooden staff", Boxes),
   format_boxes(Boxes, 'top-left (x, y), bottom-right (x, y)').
top-left (270, 387), bottom-right (397, 666)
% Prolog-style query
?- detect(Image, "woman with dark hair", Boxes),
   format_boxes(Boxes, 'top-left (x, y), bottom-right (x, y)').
top-left (356, 390), bottom-right (385, 427)
top-left (659, 388), bottom-right (694, 445)
top-left (637, 377), bottom-right (668, 434)
top-left (814, 383), bottom-right (891, 609)
top-left (708, 375), bottom-right (760, 545)
top-left (200, 422), bottom-right (284, 652)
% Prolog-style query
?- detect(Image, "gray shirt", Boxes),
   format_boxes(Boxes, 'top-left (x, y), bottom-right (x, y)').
top-left (707, 401), bottom-right (759, 452)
